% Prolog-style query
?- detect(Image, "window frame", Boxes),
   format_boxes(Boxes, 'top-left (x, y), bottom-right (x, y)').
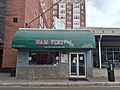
top-left (29, 51), bottom-right (59, 66)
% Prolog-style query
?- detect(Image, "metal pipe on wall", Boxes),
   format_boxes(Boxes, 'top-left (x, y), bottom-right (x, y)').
top-left (99, 35), bottom-right (102, 69)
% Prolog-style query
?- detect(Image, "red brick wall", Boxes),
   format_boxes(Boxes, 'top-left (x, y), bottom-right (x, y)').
top-left (2, 0), bottom-right (25, 68)
top-left (44, 0), bottom-right (53, 28)
top-left (2, 0), bottom-right (40, 68)
top-left (25, 0), bottom-right (40, 28)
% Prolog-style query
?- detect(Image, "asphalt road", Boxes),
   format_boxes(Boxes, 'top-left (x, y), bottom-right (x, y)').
top-left (0, 87), bottom-right (120, 90)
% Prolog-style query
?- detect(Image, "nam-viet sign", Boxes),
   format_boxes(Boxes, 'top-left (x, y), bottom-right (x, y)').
top-left (35, 40), bottom-right (74, 47)
top-left (35, 40), bottom-right (75, 48)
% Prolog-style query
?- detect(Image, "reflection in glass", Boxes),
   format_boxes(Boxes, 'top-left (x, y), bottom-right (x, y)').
top-left (71, 54), bottom-right (77, 75)
top-left (79, 54), bottom-right (85, 75)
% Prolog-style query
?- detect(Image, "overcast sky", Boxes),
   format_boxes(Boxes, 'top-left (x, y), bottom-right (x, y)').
top-left (86, 0), bottom-right (120, 27)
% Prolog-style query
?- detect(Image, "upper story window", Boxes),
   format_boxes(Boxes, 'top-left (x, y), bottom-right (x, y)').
top-left (74, 5), bottom-right (80, 8)
top-left (0, 0), bottom-right (5, 7)
top-left (60, 16), bottom-right (65, 19)
top-left (60, 4), bottom-right (64, 8)
top-left (13, 17), bottom-right (18, 23)
top-left (60, 10), bottom-right (65, 13)
top-left (74, 15), bottom-right (80, 19)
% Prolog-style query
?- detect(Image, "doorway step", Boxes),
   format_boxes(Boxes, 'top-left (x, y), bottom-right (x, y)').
top-left (68, 78), bottom-right (89, 81)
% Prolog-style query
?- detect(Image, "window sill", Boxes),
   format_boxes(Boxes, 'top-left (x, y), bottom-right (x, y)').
top-left (28, 64), bottom-right (58, 67)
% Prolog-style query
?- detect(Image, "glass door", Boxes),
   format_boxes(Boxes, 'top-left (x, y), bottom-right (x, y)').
top-left (69, 53), bottom-right (86, 78)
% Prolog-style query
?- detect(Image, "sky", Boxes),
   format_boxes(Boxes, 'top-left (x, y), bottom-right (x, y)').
top-left (86, 0), bottom-right (120, 27)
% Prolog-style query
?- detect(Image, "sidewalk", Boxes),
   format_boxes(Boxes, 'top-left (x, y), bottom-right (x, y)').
top-left (0, 77), bottom-right (120, 87)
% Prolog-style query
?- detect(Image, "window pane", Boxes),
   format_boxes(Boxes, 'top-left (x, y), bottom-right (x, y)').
top-left (101, 51), bottom-right (107, 68)
top-left (29, 52), bottom-right (59, 65)
top-left (107, 51), bottom-right (113, 60)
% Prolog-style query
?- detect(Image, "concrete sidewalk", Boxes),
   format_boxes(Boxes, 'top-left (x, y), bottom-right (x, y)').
top-left (0, 77), bottom-right (120, 87)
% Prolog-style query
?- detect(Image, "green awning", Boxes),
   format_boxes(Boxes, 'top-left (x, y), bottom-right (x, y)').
top-left (12, 29), bottom-right (95, 49)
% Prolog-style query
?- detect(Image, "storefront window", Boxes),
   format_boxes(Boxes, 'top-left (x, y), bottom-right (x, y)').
top-left (94, 36), bottom-right (120, 68)
top-left (93, 47), bottom-right (120, 68)
top-left (29, 51), bottom-right (59, 65)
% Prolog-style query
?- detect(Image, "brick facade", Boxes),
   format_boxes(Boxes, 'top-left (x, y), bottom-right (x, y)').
top-left (2, 0), bottom-right (40, 68)
top-left (25, 0), bottom-right (40, 28)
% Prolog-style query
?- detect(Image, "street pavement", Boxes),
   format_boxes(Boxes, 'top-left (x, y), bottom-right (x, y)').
top-left (0, 87), bottom-right (120, 90)
top-left (0, 77), bottom-right (120, 88)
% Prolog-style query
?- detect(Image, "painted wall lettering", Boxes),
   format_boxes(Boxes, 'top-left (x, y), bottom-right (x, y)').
top-left (35, 40), bottom-right (74, 47)
top-left (51, 40), bottom-right (63, 45)
top-left (36, 40), bottom-right (49, 45)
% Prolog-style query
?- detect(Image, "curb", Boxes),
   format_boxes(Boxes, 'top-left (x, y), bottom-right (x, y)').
top-left (0, 82), bottom-right (120, 87)
top-left (67, 82), bottom-right (120, 87)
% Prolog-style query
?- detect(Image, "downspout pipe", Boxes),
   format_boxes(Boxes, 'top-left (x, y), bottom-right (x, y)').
top-left (99, 35), bottom-right (102, 69)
